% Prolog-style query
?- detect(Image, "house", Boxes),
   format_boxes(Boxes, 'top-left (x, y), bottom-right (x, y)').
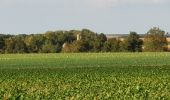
top-left (105, 34), bottom-right (170, 50)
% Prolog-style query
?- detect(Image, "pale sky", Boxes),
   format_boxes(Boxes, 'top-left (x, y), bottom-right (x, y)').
top-left (0, 0), bottom-right (170, 34)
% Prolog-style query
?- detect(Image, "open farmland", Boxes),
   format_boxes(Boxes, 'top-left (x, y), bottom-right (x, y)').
top-left (0, 53), bottom-right (170, 99)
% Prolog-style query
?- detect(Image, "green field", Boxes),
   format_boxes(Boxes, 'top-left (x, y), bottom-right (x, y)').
top-left (0, 53), bottom-right (170, 99)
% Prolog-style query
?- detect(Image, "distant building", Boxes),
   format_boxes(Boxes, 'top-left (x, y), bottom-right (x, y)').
top-left (77, 33), bottom-right (81, 41)
top-left (105, 34), bottom-right (170, 50)
top-left (62, 43), bottom-right (67, 48)
top-left (105, 34), bottom-right (145, 40)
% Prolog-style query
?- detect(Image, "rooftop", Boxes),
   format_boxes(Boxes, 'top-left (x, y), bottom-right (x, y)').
top-left (105, 34), bottom-right (170, 38)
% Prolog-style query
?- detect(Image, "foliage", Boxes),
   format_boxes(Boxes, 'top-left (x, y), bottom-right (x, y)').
top-left (62, 40), bottom-right (86, 53)
top-left (0, 34), bottom-right (12, 53)
top-left (103, 38), bottom-right (121, 52)
top-left (144, 27), bottom-right (168, 52)
top-left (92, 33), bottom-right (107, 52)
top-left (41, 43), bottom-right (60, 53)
top-left (0, 28), bottom-right (169, 53)
top-left (123, 32), bottom-right (143, 52)
top-left (5, 36), bottom-right (27, 53)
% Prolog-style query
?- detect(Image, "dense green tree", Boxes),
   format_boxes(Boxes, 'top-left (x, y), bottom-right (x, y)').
top-left (62, 43), bottom-right (72, 53)
top-left (92, 33), bottom-right (107, 52)
top-left (25, 35), bottom-right (38, 53)
top-left (80, 29), bottom-right (97, 51)
top-left (41, 43), bottom-right (59, 53)
top-left (5, 37), bottom-right (27, 53)
top-left (97, 33), bottom-right (107, 43)
top-left (0, 35), bottom-right (6, 53)
top-left (103, 38), bottom-right (121, 52)
top-left (144, 27), bottom-right (167, 52)
top-left (0, 28), bottom-right (169, 53)
top-left (62, 40), bottom-right (86, 53)
top-left (70, 40), bottom-right (86, 53)
top-left (65, 30), bottom-right (77, 43)
top-left (25, 34), bottom-right (45, 53)
top-left (44, 31), bottom-right (67, 45)
top-left (5, 37), bottom-right (14, 53)
top-left (123, 32), bottom-right (143, 52)
top-left (0, 34), bottom-right (12, 53)
top-left (81, 29), bottom-right (96, 41)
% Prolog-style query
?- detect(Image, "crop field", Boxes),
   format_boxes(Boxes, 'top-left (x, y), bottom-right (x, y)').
top-left (0, 53), bottom-right (170, 99)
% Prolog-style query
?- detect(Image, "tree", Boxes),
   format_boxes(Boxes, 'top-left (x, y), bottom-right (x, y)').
top-left (25, 34), bottom-right (45, 53)
top-left (0, 35), bottom-right (6, 53)
top-left (92, 33), bottom-right (107, 52)
top-left (5, 37), bottom-right (27, 53)
top-left (70, 40), bottom-right (86, 52)
top-left (65, 30), bottom-right (77, 43)
top-left (123, 32), bottom-right (143, 52)
top-left (0, 34), bottom-right (12, 53)
top-left (62, 43), bottom-right (72, 53)
top-left (144, 27), bottom-right (167, 52)
top-left (41, 43), bottom-right (59, 53)
top-left (80, 29), bottom-right (97, 51)
top-left (81, 29), bottom-right (96, 42)
top-left (103, 38), bottom-right (121, 52)
top-left (62, 40), bottom-right (86, 53)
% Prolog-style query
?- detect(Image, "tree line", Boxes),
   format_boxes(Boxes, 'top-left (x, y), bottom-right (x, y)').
top-left (0, 27), bottom-right (168, 53)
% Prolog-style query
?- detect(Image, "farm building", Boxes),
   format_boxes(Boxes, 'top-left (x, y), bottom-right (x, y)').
top-left (105, 34), bottom-right (170, 50)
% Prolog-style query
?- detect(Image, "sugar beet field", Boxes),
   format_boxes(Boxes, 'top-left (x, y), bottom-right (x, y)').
top-left (0, 53), bottom-right (170, 99)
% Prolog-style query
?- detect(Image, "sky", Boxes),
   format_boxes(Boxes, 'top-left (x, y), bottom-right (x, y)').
top-left (0, 0), bottom-right (170, 34)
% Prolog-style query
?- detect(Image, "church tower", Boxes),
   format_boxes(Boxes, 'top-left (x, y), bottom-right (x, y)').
top-left (77, 33), bottom-right (81, 41)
